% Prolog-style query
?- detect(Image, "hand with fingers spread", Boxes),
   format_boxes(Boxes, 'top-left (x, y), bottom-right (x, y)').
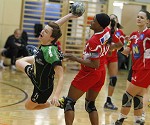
top-left (50, 96), bottom-right (60, 107)
top-left (64, 53), bottom-right (77, 61)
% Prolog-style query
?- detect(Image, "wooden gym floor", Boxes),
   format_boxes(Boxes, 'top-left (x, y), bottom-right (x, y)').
top-left (0, 68), bottom-right (150, 125)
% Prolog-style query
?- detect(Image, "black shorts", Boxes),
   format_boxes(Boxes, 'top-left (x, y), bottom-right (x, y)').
top-left (25, 65), bottom-right (54, 103)
top-left (31, 85), bottom-right (54, 104)
top-left (127, 68), bottom-right (132, 82)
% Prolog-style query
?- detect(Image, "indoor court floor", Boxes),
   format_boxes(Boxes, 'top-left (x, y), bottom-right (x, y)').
top-left (0, 68), bottom-right (150, 125)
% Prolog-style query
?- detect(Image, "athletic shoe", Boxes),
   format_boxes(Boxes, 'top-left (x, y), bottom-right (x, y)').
top-left (134, 119), bottom-right (145, 125)
top-left (57, 96), bottom-right (65, 109)
top-left (104, 102), bottom-right (118, 110)
top-left (114, 118), bottom-right (127, 125)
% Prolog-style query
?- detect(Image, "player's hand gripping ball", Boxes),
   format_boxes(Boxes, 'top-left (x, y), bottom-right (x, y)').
top-left (71, 2), bottom-right (85, 17)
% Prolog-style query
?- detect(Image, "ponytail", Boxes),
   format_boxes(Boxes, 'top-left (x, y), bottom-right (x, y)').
top-left (107, 19), bottom-right (116, 44)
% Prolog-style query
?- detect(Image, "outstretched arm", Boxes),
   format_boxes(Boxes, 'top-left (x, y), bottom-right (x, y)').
top-left (64, 54), bottom-right (100, 68)
top-left (55, 13), bottom-right (79, 27)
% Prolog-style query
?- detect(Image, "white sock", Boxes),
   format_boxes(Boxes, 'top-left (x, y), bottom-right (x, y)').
top-left (118, 113), bottom-right (127, 120)
top-left (134, 116), bottom-right (145, 122)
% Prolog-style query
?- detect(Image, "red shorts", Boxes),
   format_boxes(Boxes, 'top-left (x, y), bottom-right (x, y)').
top-left (105, 55), bottom-right (118, 65)
top-left (131, 69), bottom-right (150, 88)
top-left (71, 69), bottom-right (106, 92)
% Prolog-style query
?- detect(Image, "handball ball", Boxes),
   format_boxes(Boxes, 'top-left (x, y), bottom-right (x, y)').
top-left (71, 2), bottom-right (85, 16)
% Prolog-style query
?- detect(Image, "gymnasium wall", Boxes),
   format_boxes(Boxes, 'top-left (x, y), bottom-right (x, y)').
top-left (0, 0), bottom-right (150, 48)
top-left (0, 0), bottom-right (22, 47)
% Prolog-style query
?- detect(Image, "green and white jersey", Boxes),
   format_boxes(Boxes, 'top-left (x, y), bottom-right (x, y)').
top-left (41, 45), bottom-right (60, 64)
top-left (32, 45), bottom-right (62, 91)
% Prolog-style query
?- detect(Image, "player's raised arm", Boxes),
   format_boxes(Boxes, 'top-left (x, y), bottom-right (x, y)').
top-left (55, 2), bottom-right (85, 27)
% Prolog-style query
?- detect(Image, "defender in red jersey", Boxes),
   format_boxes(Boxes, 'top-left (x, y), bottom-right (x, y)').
top-left (104, 14), bottom-right (124, 110)
top-left (115, 10), bottom-right (150, 125)
top-left (63, 13), bottom-right (110, 125)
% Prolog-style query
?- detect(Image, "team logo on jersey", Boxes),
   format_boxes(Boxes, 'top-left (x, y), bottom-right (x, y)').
top-left (100, 37), bottom-right (105, 44)
top-left (130, 35), bottom-right (137, 40)
top-left (116, 31), bottom-right (121, 37)
top-left (36, 58), bottom-right (44, 65)
top-left (132, 44), bottom-right (140, 59)
top-left (48, 46), bottom-right (53, 57)
top-left (140, 34), bottom-right (144, 40)
top-left (100, 31), bottom-right (110, 44)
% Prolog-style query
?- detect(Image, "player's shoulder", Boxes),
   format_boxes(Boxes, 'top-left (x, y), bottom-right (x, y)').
top-left (116, 29), bottom-right (124, 34)
top-left (130, 31), bottom-right (138, 36)
top-left (145, 28), bottom-right (150, 34)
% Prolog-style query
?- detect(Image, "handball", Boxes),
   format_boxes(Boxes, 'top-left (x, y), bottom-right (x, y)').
top-left (71, 2), bottom-right (85, 16)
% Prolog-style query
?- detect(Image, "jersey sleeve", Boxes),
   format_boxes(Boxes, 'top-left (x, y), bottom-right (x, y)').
top-left (127, 32), bottom-right (135, 49)
top-left (88, 38), bottom-right (101, 60)
top-left (117, 30), bottom-right (125, 44)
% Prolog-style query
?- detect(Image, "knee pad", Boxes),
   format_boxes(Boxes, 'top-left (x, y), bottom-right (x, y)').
top-left (109, 76), bottom-right (117, 87)
top-left (134, 95), bottom-right (143, 110)
top-left (64, 97), bottom-right (76, 112)
top-left (122, 91), bottom-right (133, 107)
top-left (85, 99), bottom-right (97, 113)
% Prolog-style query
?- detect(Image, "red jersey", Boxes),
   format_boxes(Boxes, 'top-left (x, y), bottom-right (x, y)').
top-left (81, 30), bottom-right (110, 71)
top-left (106, 27), bottom-right (125, 58)
top-left (129, 27), bottom-right (150, 70)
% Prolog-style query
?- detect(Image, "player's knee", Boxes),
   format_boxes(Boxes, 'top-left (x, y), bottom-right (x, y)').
top-left (15, 59), bottom-right (21, 68)
top-left (134, 95), bottom-right (143, 110)
top-left (85, 99), bottom-right (97, 113)
top-left (122, 91), bottom-right (133, 107)
top-left (64, 97), bottom-right (76, 112)
top-left (109, 76), bottom-right (117, 87)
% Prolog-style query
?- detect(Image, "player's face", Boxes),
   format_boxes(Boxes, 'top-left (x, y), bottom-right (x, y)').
top-left (38, 25), bottom-right (54, 45)
top-left (90, 16), bottom-right (100, 30)
top-left (136, 12), bottom-right (149, 27)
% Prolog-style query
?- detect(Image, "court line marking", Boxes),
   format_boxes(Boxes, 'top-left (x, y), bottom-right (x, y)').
top-left (0, 81), bottom-right (28, 108)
